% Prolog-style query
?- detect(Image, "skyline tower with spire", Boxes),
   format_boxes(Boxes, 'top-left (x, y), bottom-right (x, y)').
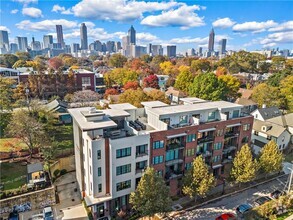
top-left (208, 28), bottom-right (215, 52)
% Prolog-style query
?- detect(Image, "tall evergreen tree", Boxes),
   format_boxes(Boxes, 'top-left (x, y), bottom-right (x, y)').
top-left (231, 144), bottom-right (258, 185)
top-left (183, 155), bottom-right (215, 200)
top-left (259, 140), bottom-right (283, 174)
top-left (129, 167), bottom-right (172, 218)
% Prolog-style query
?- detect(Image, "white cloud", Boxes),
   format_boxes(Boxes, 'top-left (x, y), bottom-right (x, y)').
top-left (212, 17), bottom-right (236, 29)
top-left (52, 4), bottom-right (73, 15)
top-left (22, 7), bottom-right (43, 18)
top-left (13, 0), bottom-right (37, 4)
top-left (72, 0), bottom-right (178, 21)
top-left (141, 4), bottom-right (205, 29)
top-left (232, 20), bottom-right (277, 33)
top-left (136, 32), bottom-right (160, 43)
top-left (260, 31), bottom-right (293, 45)
top-left (0, 26), bottom-right (11, 33)
top-left (11, 9), bottom-right (19, 14)
top-left (16, 19), bottom-right (78, 31)
top-left (168, 34), bottom-right (231, 44)
top-left (268, 21), bottom-right (293, 32)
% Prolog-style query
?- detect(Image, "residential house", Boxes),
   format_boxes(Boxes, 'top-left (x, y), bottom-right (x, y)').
top-left (251, 106), bottom-right (282, 121)
top-left (45, 99), bottom-right (72, 124)
top-left (165, 87), bottom-right (187, 104)
top-left (235, 98), bottom-right (258, 115)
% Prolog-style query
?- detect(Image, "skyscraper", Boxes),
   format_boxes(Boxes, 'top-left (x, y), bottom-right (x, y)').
top-left (80, 23), bottom-right (88, 50)
top-left (208, 28), bottom-right (215, 52)
top-left (43, 35), bottom-right (53, 49)
top-left (219, 39), bottom-right (227, 55)
top-left (166, 45), bottom-right (176, 57)
top-left (128, 25), bottom-right (136, 45)
top-left (56, 25), bottom-right (64, 48)
top-left (15, 36), bottom-right (28, 51)
top-left (0, 30), bottom-right (9, 52)
top-left (71, 43), bottom-right (80, 53)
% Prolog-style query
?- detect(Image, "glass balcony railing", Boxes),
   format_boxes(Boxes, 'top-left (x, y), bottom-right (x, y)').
top-left (197, 136), bottom-right (215, 144)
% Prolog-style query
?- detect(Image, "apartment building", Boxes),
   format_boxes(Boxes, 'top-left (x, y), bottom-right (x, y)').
top-left (69, 98), bottom-right (253, 219)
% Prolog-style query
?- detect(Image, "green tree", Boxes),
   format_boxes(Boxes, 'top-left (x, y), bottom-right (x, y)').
top-left (183, 155), bottom-right (215, 199)
top-left (231, 144), bottom-right (258, 185)
top-left (267, 70), bottom-right (291, 87)
top-left (174, 66), bottom-right (194, 92)
top-left (252, 83), bottom-right (283, 108)
top-left (16, 52), bottom-right (31, 61)
top-left (129, 167), bottom-right (172, 218)
top-left (190, 59), bottom-right (211, 73)
top-left (0, 76), bottom-right (15, 111)
top-left (280, 75), bottom-right (293, 112)
top-left (6, 110), bottom-right (48, 157)
top-left (218, 74), bottom-right (241, 101)
top-left (259, 140), bottom-right (283, 175)
top-left (108, 54), bottom-right (127, 68)
top-left (0, 54), bottom-right (19, 68)
top-left (118, 89), bottom-right (146, 107)
top-left (189, 72), bottom-right (228, 101)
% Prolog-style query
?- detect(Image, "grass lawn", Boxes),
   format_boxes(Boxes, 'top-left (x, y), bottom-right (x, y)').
top-left (277, 210), bottom-right (293, 220)
top-left (0, 162), bottom-right (27, 190)
top-left (53, 124), bottom-right (73, 149)
top-left (0, 138), bottom-right (27, 152)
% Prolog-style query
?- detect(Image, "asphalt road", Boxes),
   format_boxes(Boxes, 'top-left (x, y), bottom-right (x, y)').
top-left (175, 175), bottom-right (290, 220)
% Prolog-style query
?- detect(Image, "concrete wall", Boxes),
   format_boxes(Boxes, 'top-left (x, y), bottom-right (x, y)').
top-left (50, 155), bottom-right (76, 177)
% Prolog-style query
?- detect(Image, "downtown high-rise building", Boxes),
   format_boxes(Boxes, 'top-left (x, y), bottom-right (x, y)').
top-left (80, 23), bottom-right (88, 50)
top-left (43, 35), bottom-right (53, 49)
top-left (219, 39), bottom-right (227, 55)
top-left (15, 36), bottom-right (28, 51)
top-left (56, 25), bottom-right (64, 48)
top-left (30, 37), bottom-right (41, 51)
top-left (0, 30), bottom-right (9, 52)
top-left (128, 25), bottom-right (136, 45)
top-left (208, 28), bottom-right (215, 52)
top-left (72, 43), bottom-right (80, 53)
top-left (166, 45), bottom-right (176, 57)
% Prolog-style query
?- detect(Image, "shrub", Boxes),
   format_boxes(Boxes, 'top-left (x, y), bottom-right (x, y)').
top-left (60, 169), bottom-right (67, 176)
top-left (53, 169), bottom-right (60, 177)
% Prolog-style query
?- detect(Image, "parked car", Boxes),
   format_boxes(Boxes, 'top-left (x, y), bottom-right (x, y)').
top-left (43, 206), bottom-right (54, 220)
top-left (215, 213), bottom-right (236, 220)
top-left (254, 196), bottom-right (272, 206)
top-left (270, 190), bottom-right (283, 199)
top-left (236, 204), bottom-right (253, 215)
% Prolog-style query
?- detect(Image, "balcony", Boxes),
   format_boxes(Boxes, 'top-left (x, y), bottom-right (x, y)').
top-left (165, 169), bottom-right (183, 180)
top-left (166, 142), bottom-right (185, 151)
top-left (135, 150), bottom-right (149, 158)
top-left (135, 168), bottom-right (146, 174)
top-left (197, 136), bottom-right (215, 144)
top-left (224, 132), bottom-right (239, 139)
top-left (222, 156), bottom-right (233, 164)
top-left (223, 145), bottom-right (237, 153)
top-left (197, 150), bottom-right (212, 158)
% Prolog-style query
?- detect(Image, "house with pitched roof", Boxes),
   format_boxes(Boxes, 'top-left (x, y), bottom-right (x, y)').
top-left (251, 106), bottom-right (282, 121)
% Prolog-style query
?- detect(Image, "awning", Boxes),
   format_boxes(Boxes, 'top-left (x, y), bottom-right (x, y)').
top-left (226, 123), bottom-right (241, 128)
top-left (198, 128), bottom-right (216, 133)
top-left (212, 164), bottom-right (223, 169)
top-left (166, 133), bottom-right (187, 139)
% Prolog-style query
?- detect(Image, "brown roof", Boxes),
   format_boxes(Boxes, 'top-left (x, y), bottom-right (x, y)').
top-left (253, 119), bottom-right (286, 137)
top-left (165, 87), bottom-right (186, 98)
top-left (238, 88), bottom-right (253, 99)
top-left (235, 98), bottom-right (257, 106)
top-left (267, 113), bottom-right (293, 128)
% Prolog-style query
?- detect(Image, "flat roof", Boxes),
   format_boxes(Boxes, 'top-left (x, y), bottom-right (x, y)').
top-left (180, 97), bottom-right (207, 104)
top-left (148, 101), bottom-right (243, 117)
top-left (109, 103), bottom-right (137, 110)
top-left (103, 109), bottom-right (130, 118)
top-left (68, 107), bottom-right (118, 131)
top-left (141, 101), bottom-right (169, 108)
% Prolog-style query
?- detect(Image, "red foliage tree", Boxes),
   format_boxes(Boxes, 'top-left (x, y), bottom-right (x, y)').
top-left (124, 81), bottom-right (139, 90)
top-left (104, 88), bottom-right (119, 99)
top-left (48, 57), bottom-right (63, 71)
top-left (143, 74), bottom-right (159, 89)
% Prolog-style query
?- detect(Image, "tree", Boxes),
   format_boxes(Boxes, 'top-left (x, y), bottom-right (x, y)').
top-left (189, 73), bottom-right (228, 101)
top-left (107, 68), bottom-right (139, 86)
top-left (48, 57), bottom-right (63, 71)
top-left (280, 75), bottom-right (293, 112)
top-left (190, 59), bottom-right (211, 73)
top-left (6, 110), bottom-right (48, 157)
top-left (267, 69), bottom-right (291, 87)
top-left (183, 155), bottom-right (215, 199)
top-left (0, 54), bottom-right (19, 68)
top-left (143, 74), bottom-right (159, 89)
top-left (257, 61), bottom-right (271, 73)
top-left (71, 90), bottom-right (100, 106)
top-left (0, 76), bottom-right (15, 111)
top-left (218, 75), bottom-right (241, 101)
top-left (129, 167), bottom-right (172, 218)
top-left (12, 60), bottom-right (28, 68)
top-left (123, 81), bottom-right (139, 90)
top-left (174, 66), bottom-right (193, 92)
top-left (160, 61), bottom-right (178, 75)
top-left (215, 66), bottom-right (228, 77)
top-left (16, 52), bottom-right (31, 61)
top-left (252, 83), bottom-right (283, 108)
top-left (104, 88), bottom-right (119, 99)
top-left (259, 140), bottom-right (283, 175)
top-left (145, 89), bottom-right (170, 104)
top-left (118, 89), bottom-right (146, 107)
top-left (108, 54), bottom-right (127, 68)
top-left (230, 144), bottom-right (258, 185)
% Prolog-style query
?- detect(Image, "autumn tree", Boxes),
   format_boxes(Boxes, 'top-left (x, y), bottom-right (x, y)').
top-left (280, 75), bottom-right (293, 112)
top-left (174, 66), bottom-right (193, 92)
top-left (0, 76), bottom-right (15, 111)
top-left (252, 83), bottom-right (283, 108)
top-left (190, 59), bottom-right (211, 73)
top-left (108, 54), bottom-right (127, 68)
top-left (215, 66), bottom-right (228, 77)
top-left (107, 68), bottom-right (139, 86)
top-left (267, 69), bottom-right (291, 87)
top-left (123, 81), bottom-right (139, 90)
top-left (48, 57), bottom-right (63, 71)
top-left (230, 144), bottom-right (258, 185)
top-left (259, 140), bottom-right (283, 175)
top-left (16, 52), bottom-right (31, 61)
top-left (104, 88), bottom-right (119, 99)
top-left (6, 110), bottom-right (48, 157)
top-left (0, 54), bottom-right (19, 68)
top-left (71, 90), bottom-right (100, 106)
top-left (160, 61), bottom-right (178, 75)
top-left (129, 167), bottom-right (172, 218)
top-left (12, 60), bottom-right (28, 68)
top-left (145, 89), bottom-right (170, 104)
top-left (143, 74), bottom-right (159, 89)
top-left (118, 89), bottom-right (146, 107)
top-left (218, 74), bottom-right (241, 101)
top-left (183, 155), bottom-right (215, 200)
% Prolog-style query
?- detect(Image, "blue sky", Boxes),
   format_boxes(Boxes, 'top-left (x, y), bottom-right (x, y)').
top-left (1, 0), bottom-right (292, 53)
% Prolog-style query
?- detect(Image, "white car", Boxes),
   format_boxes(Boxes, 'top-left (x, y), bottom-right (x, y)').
top-left (42, 207), bottom-right (54, 220)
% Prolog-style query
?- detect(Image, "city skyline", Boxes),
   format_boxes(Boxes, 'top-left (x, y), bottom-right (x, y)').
top-left (0, 0), bottom-right (292, 53)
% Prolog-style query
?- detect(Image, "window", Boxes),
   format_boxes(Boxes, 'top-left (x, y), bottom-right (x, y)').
top-left (214, 142), bottom-right (222, 150)
top-left (153, 156), bottom-right (164, 164)
top-left (254, 131), bottom-right (259, 136)
top-left (116, 180), bottom-right (131, 191)
top-left (232, 110), bottom-right (240, 118)
top-left (243, 124), bottom-right (251, 131)
top-left (90, 166), bottom-right (92, 175)
top-left (242, 136), bottom-right (249, 143)
top-left (153, 140), bottom-right (164, 149)
top-left (208, 112), bottom-right (216, 120)
top-left (185, 162), bottom-right (192, 170)
top-left (98, 184), bottom-right (102, 193)
top-left (116, 147), bottom-right (131, 158)
top-left (166, 149), bottom-right (179, 161)
top-left (97, 150), bottom-right (101, 160)
top-left (136, 161), bottom-right (147, 170)
top-left (267, 135), bottom-right (271, 140)
top-left (186, 148), bottom-right (195, 157)
top-left (136, 144), bottom-right (147, 156)
top-left (116, 164), bottom-right (131, 176)
top-left (213, 155), bottom-right (221, 163)
top-left (187, 134), bottom-right (196, 143)
top-left (82, 77), bottom-right (91, 86)
top-left (98, 167), bottom-right (102, 176)
top-left (216, 129), bottom-right (223, 137)
top-left (179, 115), bottom-right (188, 124)
top-left (89, 148), bottom-right (91, 158)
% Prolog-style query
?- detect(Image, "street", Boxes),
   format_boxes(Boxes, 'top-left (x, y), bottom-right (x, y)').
top-left (174, 175), bottom-right (289, 220)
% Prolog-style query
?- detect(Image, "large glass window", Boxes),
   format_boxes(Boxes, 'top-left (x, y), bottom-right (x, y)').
top-left (232, 110), bottom-right (240, 118)
top-left (116, 164), bottom-right (131, 176)
top-left (179, 115), bottom-right (188, 124)
top-left (152, 156), bottom-right (164, 164)
top-left (153, 141), bottom-right (164, 149)
top-left (185, 162), bottom-right (192, 170)
top-left (98, 167), bottom-right (102, 176)
top-left (186, 148), bottom-right (195, 157)
top-left (82, 77), bottom-right (91, 86)
top-left (166, 149), bottom-right (179, 161)
top-left (186, 134), bottom-right (196, 143)
top-left (136, 144), bottom-right (148, 156)
top-left (116, 147), bottom-right (131, 158)
top-left (214, 142), bottom-right (222, 150)
top-left (243, 124), bottom-right (251, 131)
top-left (116, 180), bottom-right (131, 191)
top-left (213, 155), bottom-right (221, 163)
top-left (208, 112), bottom-right (216, 120)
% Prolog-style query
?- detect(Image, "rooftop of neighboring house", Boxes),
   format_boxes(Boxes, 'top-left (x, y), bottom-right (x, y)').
top-left (252, 106), bottom-right (282, 120)
top-left (180, 97), bottom-right (208, 105)
top-left (235, 98), bottom-right (257, 106)
top-left (165, 87), bottom-right (186, 98)
top-left (238, 88), bottom-right (253, 99)
top-left (45, 99), bottom-right (68, 112)
top-left (253, 119), bottom-right (286, 137)
top-left (267, 113), bottom-right (293, 128)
